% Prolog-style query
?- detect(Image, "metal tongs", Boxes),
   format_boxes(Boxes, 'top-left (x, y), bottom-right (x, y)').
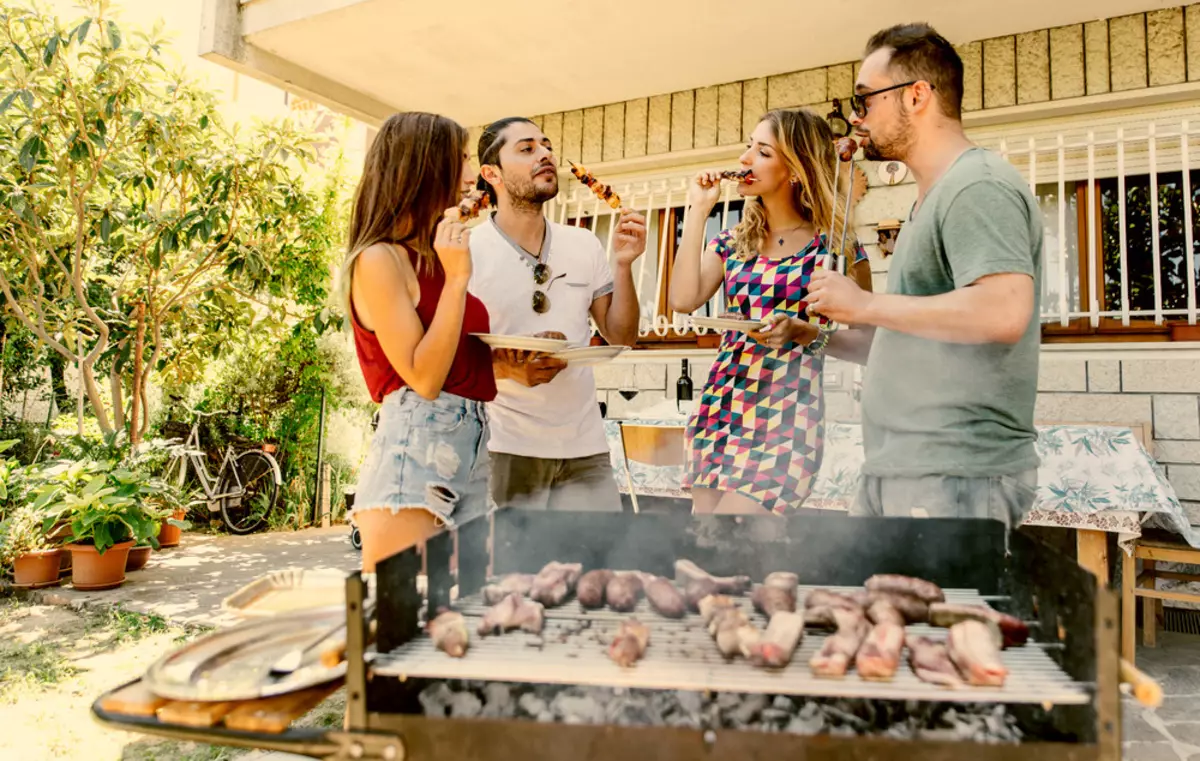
top-left (824, 136), bottom-right (859, 277)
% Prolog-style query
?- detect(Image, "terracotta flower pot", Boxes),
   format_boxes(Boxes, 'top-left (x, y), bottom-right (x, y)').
top-left (125, 545), bottom-right (152, 572)
top-left (58, 549), bottom-right (72, 578)
top-left (156, 509), bottom-right (187, 549)
top-left (67, 541), bottom-right (134, 591)
top-left (353, 508), bottom-right (440, 574)
top-left (12, 548), bottom-right (63, 589)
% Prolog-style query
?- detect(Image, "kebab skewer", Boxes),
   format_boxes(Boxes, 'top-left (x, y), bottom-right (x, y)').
top-left (568, 160), bottom-right (622, 209)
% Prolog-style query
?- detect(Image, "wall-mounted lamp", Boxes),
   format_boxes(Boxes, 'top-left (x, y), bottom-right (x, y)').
top-left (875, 219), bottom-right (903, 257)
top-left (826, 99), bottom-right (851, 139)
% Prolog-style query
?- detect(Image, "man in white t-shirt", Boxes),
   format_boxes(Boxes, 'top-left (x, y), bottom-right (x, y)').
top-left (469, 117), bottom-right (647, 512)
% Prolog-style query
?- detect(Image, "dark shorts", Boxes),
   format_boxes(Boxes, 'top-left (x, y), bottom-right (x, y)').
top-left (851, 469), bottom-right (1038, 531)
top-left (490, 452), bottom-right (623, 512)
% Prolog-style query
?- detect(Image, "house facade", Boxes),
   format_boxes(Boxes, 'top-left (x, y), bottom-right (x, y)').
top-left (202, 0), bottom-right (1200, 524)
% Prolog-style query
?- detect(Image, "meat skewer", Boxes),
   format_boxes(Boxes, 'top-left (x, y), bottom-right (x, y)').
top-left (864, 574), bottom-right (946, 604)
top-left (810, 608), bottom-right (870, 678)
top-left (481, 574), bottom-right (535, 605)
top-left (529, 561), bottom-right (583, 607)
top-left (928, 602), bottom-right (1030, 648)
top-left (947, 620), bottom-right (1009, 687)
top-left (823, 136), bottom-right (858, 274)
top-left (477, 593), bottom-right (545, 637)
top-left (907, 635), bottom-right (964, 688)
top-left (675, 560), bottom-right (752, 595)
top-left (855, 621), bottom-right (906, 680)
top-left (639, 574), bottom-right (687, 619)
top-left (719, 168), bottom-right (754, 182)
top-left (427, 610), bottom-right (469, 658)
top-left (606, 573), bottom-right (643, 613)
top-left (575, 569), bottom-right (613, 609)
top-left (608, 619), bottom-right (650, 667)
top-left (747, 611), bottom-right (805, 668)
top-left (568, 160), bottom-right (622, 209)
top-left (455, 188), bottom-right (490, 221)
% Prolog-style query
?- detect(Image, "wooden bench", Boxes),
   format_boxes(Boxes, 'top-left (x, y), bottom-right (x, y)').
top-left (1121, 529), bottom-right (1200, 664)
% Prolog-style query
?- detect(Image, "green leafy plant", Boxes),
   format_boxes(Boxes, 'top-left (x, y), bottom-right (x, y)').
top-left (0, 503), bottom-right (52, 567)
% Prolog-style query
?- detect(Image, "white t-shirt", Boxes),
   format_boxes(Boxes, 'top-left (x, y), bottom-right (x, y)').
top-left (469, 217), bottom-right (614, 459)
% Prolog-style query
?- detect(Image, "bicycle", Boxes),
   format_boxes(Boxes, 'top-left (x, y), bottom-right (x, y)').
top-left (164, 409), bottom-right (283, 534)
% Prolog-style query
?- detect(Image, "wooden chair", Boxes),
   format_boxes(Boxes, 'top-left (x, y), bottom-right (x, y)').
top-left (617, 423), bottom-right (686, 513)
top-left (1122, 530), bottom-right (1200, 664)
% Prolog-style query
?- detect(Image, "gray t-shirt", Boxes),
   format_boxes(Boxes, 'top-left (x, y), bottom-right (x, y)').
top-left (861, 147), bottom-right (1043, 478)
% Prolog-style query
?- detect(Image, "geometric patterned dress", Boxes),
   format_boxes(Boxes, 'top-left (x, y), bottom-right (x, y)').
top-left (683, 230), bottom-right (869, 513)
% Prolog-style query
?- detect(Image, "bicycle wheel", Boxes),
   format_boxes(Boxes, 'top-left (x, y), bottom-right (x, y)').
top-left (219, 451), bottom-right (279, 534)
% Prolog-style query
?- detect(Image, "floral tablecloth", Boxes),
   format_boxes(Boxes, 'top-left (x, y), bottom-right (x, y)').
top-left (604, 419), bottom-right (1195, 552)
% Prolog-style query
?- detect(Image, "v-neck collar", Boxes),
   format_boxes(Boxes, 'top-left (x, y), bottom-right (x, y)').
top-left (488, 214), bottom-right (552, 269)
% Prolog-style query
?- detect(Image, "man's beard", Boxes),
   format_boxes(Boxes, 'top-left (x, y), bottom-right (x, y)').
top-left (862, 109), bottom-right (915, 162)
top-left (506, 171), bottom-right (558, 211)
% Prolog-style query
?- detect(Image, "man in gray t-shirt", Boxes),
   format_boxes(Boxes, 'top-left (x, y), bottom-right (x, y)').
top-left (807, 23), bottom-right (1044, 527)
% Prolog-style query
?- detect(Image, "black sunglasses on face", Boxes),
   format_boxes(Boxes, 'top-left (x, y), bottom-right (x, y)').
top-left (849, 81), bottom-right (933, 119)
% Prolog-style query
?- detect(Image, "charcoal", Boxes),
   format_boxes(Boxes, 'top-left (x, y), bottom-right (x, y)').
top-left (759, 708), bottom-right (791, 726)
top-left (787, 703), bottom-right (826, 735)
top-left (829, 725), bottom-right (859, 737)
top-left (418, 682), bottom-right (456, 718)
top-left (610, 697), bottom-right (658, 726)
top-left (730, 693), bottom-right (769, 726)
top-left (449, 691), bottom-right (483, 719)
top-left (552, 694), bottom-right (606, 725)
top-left (772, 695), bottom-right (795, 713)
top-left (823, 705), bottom-right (869, 732)
top-left (536, 711), bottom-right (555, 723)
top-left (480, 683), bottom-right (514, 718)
top-left (716, 691), bottom-right (743, 711)
top-left (518, 693), bottom-right (549, 717)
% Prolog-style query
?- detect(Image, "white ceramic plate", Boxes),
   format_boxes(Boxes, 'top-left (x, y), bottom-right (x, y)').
top-left (551, 345), bottom-right (629, 366)
top-left (469, 333), bottom-right (571, 352)
top-left (689, 315), bottom-right (764, 333)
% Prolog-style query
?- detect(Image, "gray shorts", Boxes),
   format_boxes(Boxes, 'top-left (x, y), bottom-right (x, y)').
top-left (851, 469), bottom-right (1038, 530)
top-left (490, 452), bottom-right (623, 512)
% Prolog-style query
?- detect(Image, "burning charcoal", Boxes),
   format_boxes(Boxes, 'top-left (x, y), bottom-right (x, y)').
top-left (606, 573), bottom-right (643, 612)
top-left (715, 692), bottom-right (743, 712)
top-left (536, 711), bottom-right (555, 723)
top-left (576, 569), bottom-right (613, 609)
top-left (449, 691), bottom-right (484, 719)
top-left (823, 704), bottom-right (869, 732)
top-left (480, 683), bottom-right (514, 718)
top-left (418, 682), bottom-right (456, 718)
top-left (772, 695), bottom-right (795, 713)
top-left (553, 694), bottom-right (606, 725)
top-left (730, 693), bottom-right (769, 726)
top-left (518, 693), bottom-right (549, 717)
top-left (786, 703), bottom-right (826, 736)
top-left (759, 708), bottom-right (791, 726)
top-left (609, 696), bottom-right (657, 727)
top-left (675, 690), bottom-right (704, 718)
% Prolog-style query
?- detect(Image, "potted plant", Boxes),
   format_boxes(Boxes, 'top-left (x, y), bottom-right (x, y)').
top-left (35, 461), bottom-right (159, 591)
top-left (0, 505), bottom-right (61, 588)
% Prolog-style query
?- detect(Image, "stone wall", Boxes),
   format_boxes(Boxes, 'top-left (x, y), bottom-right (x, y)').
top-left (471, 5), bottom-right (1200, 163)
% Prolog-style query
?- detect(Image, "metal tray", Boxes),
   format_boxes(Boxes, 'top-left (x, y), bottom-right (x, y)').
top-left (222, 569), bottom-right (349, 617)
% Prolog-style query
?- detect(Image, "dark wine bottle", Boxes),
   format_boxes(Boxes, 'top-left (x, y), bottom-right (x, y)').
top-left (676, 359), bottom-right (694, 412)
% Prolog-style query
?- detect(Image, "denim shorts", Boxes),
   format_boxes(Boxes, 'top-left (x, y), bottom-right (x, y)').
top-left (851, 469), bottom-right (1039, 531)
top-left (351, 388), bottom-right (492, 528)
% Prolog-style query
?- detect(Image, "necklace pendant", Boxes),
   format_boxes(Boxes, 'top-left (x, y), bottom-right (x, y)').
top-left (778, 236), bottom-right (784, 246)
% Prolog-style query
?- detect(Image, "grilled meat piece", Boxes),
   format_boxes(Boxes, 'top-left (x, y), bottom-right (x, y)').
top-left (675, 559), bottom-right (752, 595)
top-left (810, 608), bottom-right (870, 678)
top-left (568, 160), bottom-right (622, 209)
top-left (948, 620), bottom-right (1009, 687)
top-left (606, 573), bottom-right (643, 613)
top-left (763, 571), bottom-right (799, 593)
top-left (575, 569), bottom-right (613, 609)
top-left (709, 606), bottom-right (756, 658)
top-left (685, 577), bottom-right (720, 612)
top-left (752, 585), bottom-right (797, 619)
top-left (640, 575), bottom-right (687, 619)
top-left (608, 619), bottom-right (650, 667)
top-left (698, 594), bottom-right (736, 626)
top-left (747, 611), bottom-right (805, 668)
top-left (533, 330), bottom-right (567, 340)
top-left (855, 621), bottom-right (906, 680)
top-left (866, 599), bottom-right (906, 627)
top-left (804, 589), bottom-right (863, 611)
top-left (929, 603), bottom-right (1029, 649)
top-left (428, 610), bottom-right (469, 658)
top-left (530, 561), bottom-right (584, 607)
top-left (864, 574), bottom-right (945, 604)
top-left (907, 635), bottom-right (964, 688)
top-left (478, 593), bottom-right (545, 637)
top-left (481, 574), bottom-right (535, 605)
top-left (719, 168), bottom-right (753, 182)
top-left (835, 137), bottom-right (859, 162)
top-left (456, 188), bottom-right (490, 221)
top-left (865, 591), bottom-right (929, 623)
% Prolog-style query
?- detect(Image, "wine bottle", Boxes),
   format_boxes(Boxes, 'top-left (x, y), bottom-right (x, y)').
top-left (676, 359), bottom-right (694, 412)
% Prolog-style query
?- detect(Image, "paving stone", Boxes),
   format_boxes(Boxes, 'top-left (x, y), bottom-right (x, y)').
top-left (1159, 667), bottom-right (1200, 697)
top-left (1126, 707), bottom-right (1174, 742)
top-left (1161, 722), bottom-right (1200, 746)
top-left (1122, 742), bottom-right (1186, 761)
top-left (1155, 697), bottom-right (1200, 724)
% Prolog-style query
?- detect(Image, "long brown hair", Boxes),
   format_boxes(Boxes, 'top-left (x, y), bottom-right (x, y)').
top-left (732, 109), bottom-right (853, 261)
top-left (340, 112), bottom-right (468, 308)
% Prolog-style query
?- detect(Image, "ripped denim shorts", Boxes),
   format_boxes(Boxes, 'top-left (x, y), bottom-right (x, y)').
top-left (351, 387), bottom-right (492, 529)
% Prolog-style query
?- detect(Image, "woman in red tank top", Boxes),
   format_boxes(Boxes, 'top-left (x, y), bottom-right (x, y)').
top-left (342, 112), bottom-right (497, 572)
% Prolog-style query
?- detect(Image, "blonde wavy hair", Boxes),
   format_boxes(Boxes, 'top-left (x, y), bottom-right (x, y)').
top-left (731, 109), bottom-right (854, 262)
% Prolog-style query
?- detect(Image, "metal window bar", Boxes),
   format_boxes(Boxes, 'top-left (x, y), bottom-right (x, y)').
top-left (1185, 123), bottom-right (1197, 325)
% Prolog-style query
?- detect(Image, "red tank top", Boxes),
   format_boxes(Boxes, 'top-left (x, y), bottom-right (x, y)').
top-left (350, 244), bottom-right (497, 403)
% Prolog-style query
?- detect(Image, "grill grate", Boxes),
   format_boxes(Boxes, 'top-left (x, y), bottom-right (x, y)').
top-left (371, 585), bottom-right (1091, 707)
top-left (1163, 606), bottom-right (1200, 635)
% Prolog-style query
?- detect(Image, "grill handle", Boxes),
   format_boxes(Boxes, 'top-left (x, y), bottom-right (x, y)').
top-left (1120, 658), bottom-right (1163, 707)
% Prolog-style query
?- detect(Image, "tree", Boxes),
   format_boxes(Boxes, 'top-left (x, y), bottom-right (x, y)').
top-left (0, 1), bottom-right (340, 441)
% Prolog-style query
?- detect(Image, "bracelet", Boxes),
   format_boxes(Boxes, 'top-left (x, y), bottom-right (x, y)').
top-left (803, 324), bottom-right (834, 356)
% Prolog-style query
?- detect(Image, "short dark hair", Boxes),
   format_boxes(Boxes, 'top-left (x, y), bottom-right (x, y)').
top-left (476, 116), bottom-right (537, 202)
top-left (865, 23), bottom-right (963, 120)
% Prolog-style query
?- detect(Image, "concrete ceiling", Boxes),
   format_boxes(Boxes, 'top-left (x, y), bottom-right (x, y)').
top-left (233, 0), bottom-right (1176, 125)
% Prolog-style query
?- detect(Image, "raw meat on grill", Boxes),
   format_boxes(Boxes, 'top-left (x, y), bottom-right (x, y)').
top-left (684, 577), bottom-right (720, 611)
top-left (675, 560), bottom-right (752, 595)
top-left (708, 606), bottom-right (759, 659)
top-left (855, 621), bottom-right (906, 680)
top-left (865, 591), bottom-right (929, 623)
top-left (697, 594), bottom-right (736, 626)
top-left (810, 608), bottom-right (870, 677)
top-left (477, 593), bottom-right (545, 637)
top-left (639, 574), bottom-right (687, 619)
top-left (575, 569), bottom-right (613, 609)
top-left (747, 611), bottom-right (805, 668)
top-left (928, 602), bottom-right (1030, 648)
top-left (481, 574), bottom-right (535, 605)
top-left (804, 589), bottom-right (863, 611)
top-left (428, 610), bottom-right (469, 658)
top-left (865, 599), bottom-right (906, 627)
top-left (864, 574), bottom-right (946, 604)
top-left (907, 635), bottom-right (964, 688)
top-left (530, 561), bottom-right (584, 607)
top-left (608, 619), bottom-right (650, 667)
top-left (752, 585), bottom-right (797, 619)
top-left (606, 573), bottom-right (643, 613)
top-left (947, 620), bottom-right (1009, 687)
top-left (763, 571), bottom-right (799, 592)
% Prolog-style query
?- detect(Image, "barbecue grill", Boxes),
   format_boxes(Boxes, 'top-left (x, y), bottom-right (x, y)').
top-left (92, 511), bottom-right (1121, 760)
